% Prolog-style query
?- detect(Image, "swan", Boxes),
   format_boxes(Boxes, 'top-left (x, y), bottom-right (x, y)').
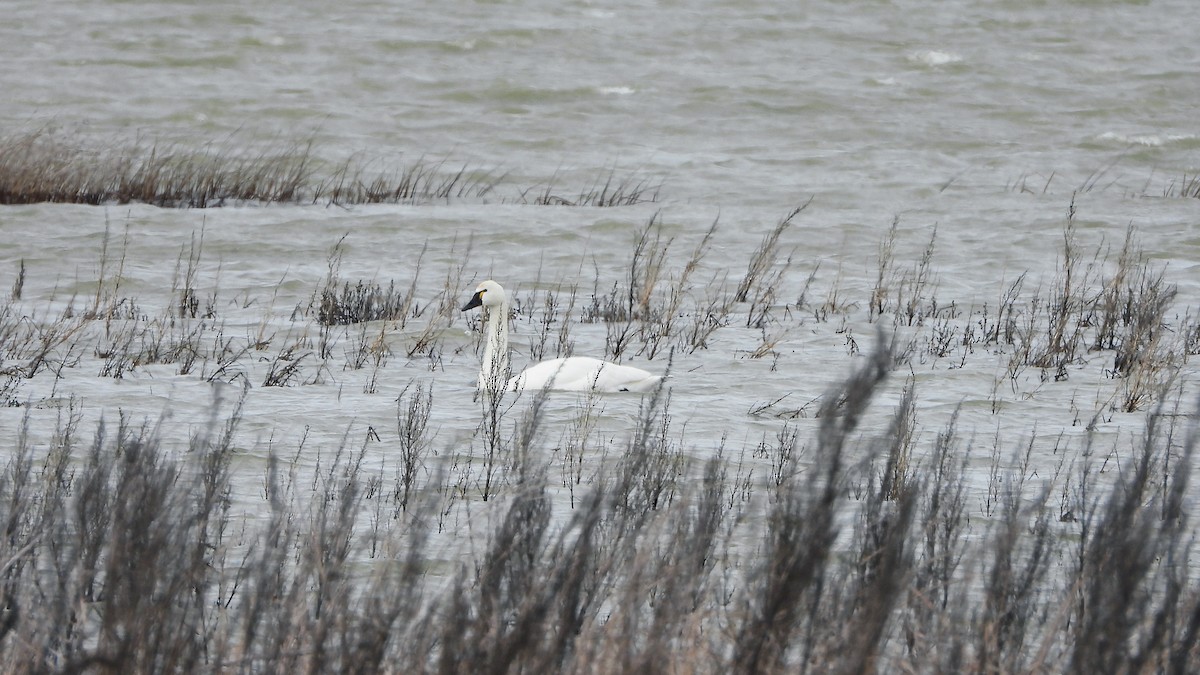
top-left (461, 280), bottom-right (662, 394)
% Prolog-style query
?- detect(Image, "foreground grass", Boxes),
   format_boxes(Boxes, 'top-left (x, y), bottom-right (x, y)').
top-left (0, 340), bottom-right (1197, 673)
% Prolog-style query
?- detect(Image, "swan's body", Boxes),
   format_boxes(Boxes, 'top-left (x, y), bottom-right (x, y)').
top-left (509, 356), bottom-right (661, 393)
top-left (462, 280), bottom-right (662, 394)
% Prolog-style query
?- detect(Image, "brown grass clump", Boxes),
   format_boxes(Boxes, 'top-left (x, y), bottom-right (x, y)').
top-left (0, 129), bottom-right (660, 208)
top-left (0, 129), bottom-right (316, 207)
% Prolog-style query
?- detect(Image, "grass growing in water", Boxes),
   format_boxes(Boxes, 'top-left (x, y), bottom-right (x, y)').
top-left (0, 338), bottom-right (1197, 671)
top-left (0, 193), bottom-right (1198, 671)
top-left (0, 129), bottom-right (660, 208)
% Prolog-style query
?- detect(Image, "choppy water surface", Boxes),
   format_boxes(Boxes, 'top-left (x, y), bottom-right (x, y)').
top-left (2, 0), bottom-right (1199, 582)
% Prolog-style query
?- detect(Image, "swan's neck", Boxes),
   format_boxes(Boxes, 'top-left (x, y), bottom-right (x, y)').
top-left (480, 301), bottom-right (510, 393)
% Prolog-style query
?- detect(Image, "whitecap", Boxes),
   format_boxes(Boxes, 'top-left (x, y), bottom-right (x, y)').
top-left (597, 86), bottom-right (635, 96)
top-left (1097, 131), bottom-right (1196, 147)
top-left (909, 50), bottom-right (962, 67)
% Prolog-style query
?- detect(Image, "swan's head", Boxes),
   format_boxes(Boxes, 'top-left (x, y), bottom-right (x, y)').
top-left (461, 279), bottom-right (506, 312)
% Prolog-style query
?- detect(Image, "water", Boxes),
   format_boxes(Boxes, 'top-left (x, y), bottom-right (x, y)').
top-left (5, 0), bottom-right (1199, 205)
top-left (2, 0), bottom-right (1199, 578)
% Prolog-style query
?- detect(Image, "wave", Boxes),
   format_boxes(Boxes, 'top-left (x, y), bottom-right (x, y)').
top-left (1097, 131), bottom-right (1199, 147)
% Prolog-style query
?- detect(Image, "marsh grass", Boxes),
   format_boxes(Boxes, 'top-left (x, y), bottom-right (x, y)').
top-left (8, 189), bottom-right (1189, 419)
top-left (2, 322), bottom-right (1199, 673)
top-left (319, 279), bottom-right (413, 327)
top-left (1162, 173), bottom-right (1200, 199)
top-left (0, 130), bottom-right (659, 208)
top-left (319, 156), bottom-right (502, 205)
top-left (0, 129), bottom-right (316, 207)
top-left (870, 218), bottom-right (942, 330)
top-left (1, 196), bottom-right (1199, 672)
top-left (519, 168), bottom-right (662, 207)
top-left (8, 225), bottom-right (1191, 429)
top-left (737, 203), bottom-right (806, 330)
top-left (577, 212), bottom-right (752, 358)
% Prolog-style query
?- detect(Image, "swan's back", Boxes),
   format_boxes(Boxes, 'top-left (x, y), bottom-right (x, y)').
top-left (511, 356), bottom-right (661, 393)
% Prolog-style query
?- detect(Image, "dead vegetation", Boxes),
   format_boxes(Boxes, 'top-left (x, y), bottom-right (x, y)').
top-left (517, 168), bottom-right (662, 207)
top-left (0, 195), bottom-right (1192, 418)
top-left (0, 129), bottom-right (658, 208)
top-left (0, 335), bottom-right (1197, 672)
top-left (0, 191), bottom-right (1197, 672)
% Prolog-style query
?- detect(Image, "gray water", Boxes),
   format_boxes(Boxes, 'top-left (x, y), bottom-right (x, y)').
top-left (5, 0), bottom-right (1199, 207)
top-left (2, 0), bottom-right (1199, 575)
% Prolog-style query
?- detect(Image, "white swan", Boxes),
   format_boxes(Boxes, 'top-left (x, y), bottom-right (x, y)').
top-left (461, 280), bottom-right (662, 394)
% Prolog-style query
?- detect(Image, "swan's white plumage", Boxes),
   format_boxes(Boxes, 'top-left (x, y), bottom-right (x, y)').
top-left (462, 280), bottom-right (662, 393)
top-left (510, 356), bottom-right (661, 393)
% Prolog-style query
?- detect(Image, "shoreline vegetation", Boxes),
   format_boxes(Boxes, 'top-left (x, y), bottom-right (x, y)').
top-left (2, 134), bottom-right (1199, 671)
top-left (3, 128), bottom-right (1199, 209)
top-left (0, 129), bottom-right (660, 208)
